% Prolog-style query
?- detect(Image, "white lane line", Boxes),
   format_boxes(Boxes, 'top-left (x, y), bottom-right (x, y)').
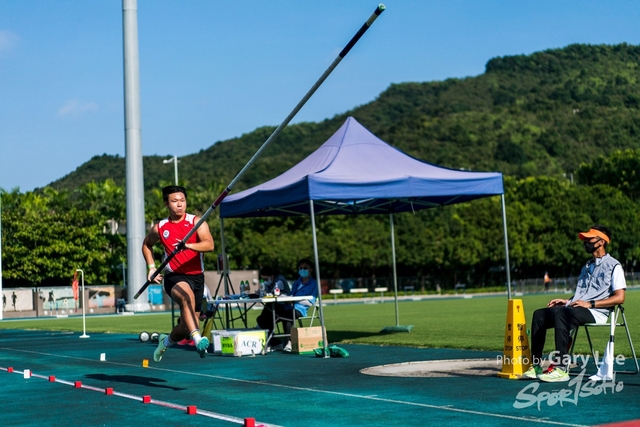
top-left (0, 354), bottom-right (282, 427)
top-left (0, 347), bottom-right (586, 427)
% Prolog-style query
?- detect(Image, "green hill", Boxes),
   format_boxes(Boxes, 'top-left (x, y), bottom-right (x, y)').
top-left (49, 43), bottom-right (640, 192)
top-left (12, 42), bottom-right (635, 288)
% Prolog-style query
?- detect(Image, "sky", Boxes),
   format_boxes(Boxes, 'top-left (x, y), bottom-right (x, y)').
top-left (1, 1), bottom-right (640, 192)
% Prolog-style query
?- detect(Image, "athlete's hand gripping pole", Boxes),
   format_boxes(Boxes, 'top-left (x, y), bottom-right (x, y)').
top-left (135, 4), bottom-right (386, 299)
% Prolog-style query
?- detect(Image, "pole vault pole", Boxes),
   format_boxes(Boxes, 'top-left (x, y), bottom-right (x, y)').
top-left (135, 3), bottom-right (386, 299)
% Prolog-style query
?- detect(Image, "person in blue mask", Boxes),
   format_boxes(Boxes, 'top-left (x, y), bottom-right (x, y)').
top-left (277, 258), bottom-right (319, 352)
top-left (523, 224), bottom-right (626, 382)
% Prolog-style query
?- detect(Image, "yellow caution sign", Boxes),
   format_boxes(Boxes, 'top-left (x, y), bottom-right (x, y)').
top-left (497, 299), bottom-right (531, 379)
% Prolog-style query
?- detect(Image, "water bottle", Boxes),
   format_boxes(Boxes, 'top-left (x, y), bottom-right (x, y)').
top-left (241, 280), bottom-right (248, 297)
top-left (259, 279), bottom-right (265, 297)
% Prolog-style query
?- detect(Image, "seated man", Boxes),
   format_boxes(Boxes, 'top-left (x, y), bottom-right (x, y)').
top-left (256, 266), bottom-right (291, 348)
top-left (278, 258), bottom-right (319, 352)
top-left (523, 224), bottom-right (626, 382)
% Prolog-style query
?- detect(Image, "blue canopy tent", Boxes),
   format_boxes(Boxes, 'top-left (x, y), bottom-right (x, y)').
top-left (219, 117), bottom-right (511, 349)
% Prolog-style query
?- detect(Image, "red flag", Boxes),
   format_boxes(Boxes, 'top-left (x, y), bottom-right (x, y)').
top-left (72, 271), bottom-right (79, 301)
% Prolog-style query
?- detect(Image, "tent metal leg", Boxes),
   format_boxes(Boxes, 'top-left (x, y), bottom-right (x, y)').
top-left (390, 213), bottom-right (400, 326)
top-left (310, 201), bottom-right (329, 358)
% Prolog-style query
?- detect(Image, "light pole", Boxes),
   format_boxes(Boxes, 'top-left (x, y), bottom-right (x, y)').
top-left (163, 155), bottom-right (179, 185)
top-left (122, 0), bottom-right (147, 307)
top-left (76, 269), bottom-right (89, 338)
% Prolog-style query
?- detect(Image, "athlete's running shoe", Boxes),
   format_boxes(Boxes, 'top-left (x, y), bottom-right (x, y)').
top-left (196, 336), bottom-right (209, 358)
top-left (522, 365), bottom-right (543, 379)
top-left (539, 367), bottom-right (570, 382)
top-left (154, 334), bottom-right (168, 363)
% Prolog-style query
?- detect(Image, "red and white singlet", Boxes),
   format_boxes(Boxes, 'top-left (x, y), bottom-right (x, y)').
top-left (157, 213), bottom-right (204, 275)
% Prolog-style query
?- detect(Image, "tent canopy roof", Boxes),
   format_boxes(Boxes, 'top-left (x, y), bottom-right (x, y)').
top-left (220, 117), bottom-right (504, 218)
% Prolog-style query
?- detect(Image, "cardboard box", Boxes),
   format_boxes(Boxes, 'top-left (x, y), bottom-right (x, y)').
top-left (291, 326), bottom-right (325, 354)
top-left (211, 329), bottom-right (267, 356)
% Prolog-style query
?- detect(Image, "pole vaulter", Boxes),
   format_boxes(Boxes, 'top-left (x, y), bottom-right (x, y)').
top-left (135, 4), bottom-right (386, 299)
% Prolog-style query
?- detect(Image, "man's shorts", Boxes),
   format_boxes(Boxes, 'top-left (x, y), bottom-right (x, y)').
top-left (163, 273), bottom-right (205, 313)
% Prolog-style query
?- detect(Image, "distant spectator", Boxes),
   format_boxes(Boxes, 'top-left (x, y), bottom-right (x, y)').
top-left (543, 271), bottom-right (552, 292)
top-left (278, 258), bottom-right (319, 353)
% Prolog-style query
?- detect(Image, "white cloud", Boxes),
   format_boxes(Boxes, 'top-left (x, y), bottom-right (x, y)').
top-left (0, 30), bottom-right (19, 55)
top-left (57, 99), bottom-right (99, 118)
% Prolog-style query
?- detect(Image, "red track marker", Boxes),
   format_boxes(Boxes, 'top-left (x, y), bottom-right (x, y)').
top-left (142, 395), bottom-right (151, 403)
top-left (186, 405), bottom-right (197, 415)
top-left (105, 388), bottom-right (113, 395)
top-left (48, 376), bottom-right (55, 382)
top-left (244, 418), bottom-right (256, 427)
top-left (7, 367), bottom-right (13, 373)
top-left (74, 381), bottom-right (82, 388)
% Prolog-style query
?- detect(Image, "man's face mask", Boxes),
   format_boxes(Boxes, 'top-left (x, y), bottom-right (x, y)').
top-left (583, 239), bottom-right (600, 254)
top-left (298, 268), bottom-right (310, 278)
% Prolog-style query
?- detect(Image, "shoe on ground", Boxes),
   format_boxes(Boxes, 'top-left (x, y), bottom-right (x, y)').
top-left (283, 342), bottom-right (292, 353)
top-left (539, 367), bottom-right (570, 383)
top-left (522, 365), bottom-right (543, 379)
top-left (154, 334), bottom-right (168, 363)
top-left (196, 337), bottom-right (210, 358)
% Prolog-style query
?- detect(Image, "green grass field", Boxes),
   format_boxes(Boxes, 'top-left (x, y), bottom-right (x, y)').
top-left (2, 291), bottom-right (638, 357)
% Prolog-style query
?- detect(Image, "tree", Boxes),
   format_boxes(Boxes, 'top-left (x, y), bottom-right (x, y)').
top-left (576, 149), bottom-right (640, 201)
top-left (2, 188), bottom-right (115, 286)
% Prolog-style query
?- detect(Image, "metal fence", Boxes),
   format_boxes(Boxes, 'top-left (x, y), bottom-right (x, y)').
top-left (323, 276), bottom-right (446, 294)
top-left (322, 271), bottom-right (640, 295)
top-left (509, 272), bottom-right (640, 296)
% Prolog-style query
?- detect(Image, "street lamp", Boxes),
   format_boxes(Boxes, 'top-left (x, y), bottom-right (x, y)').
top-left (163, 155), bottom-right (179, 185)
top-left (76, 269), bottom-right (89, 339)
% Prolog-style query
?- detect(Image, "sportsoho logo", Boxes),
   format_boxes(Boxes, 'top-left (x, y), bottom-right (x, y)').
top-left (510, 352), bottom-right (626, 410)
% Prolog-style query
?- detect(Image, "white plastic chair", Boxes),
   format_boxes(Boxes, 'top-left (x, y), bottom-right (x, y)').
top-left (570, 305), bottom-right (638, 375)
